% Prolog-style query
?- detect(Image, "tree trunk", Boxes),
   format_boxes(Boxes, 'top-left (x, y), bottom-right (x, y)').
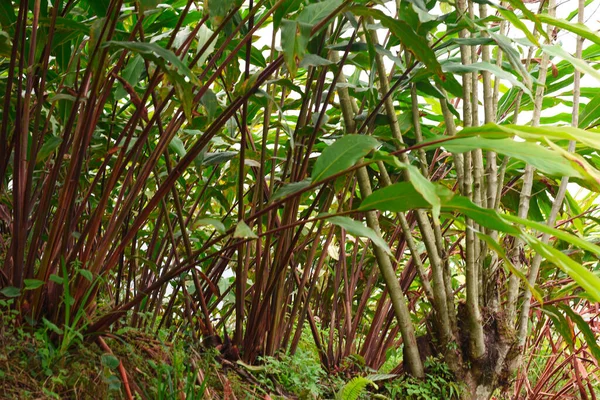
top-left (467, 384), bottom-right (494, 400)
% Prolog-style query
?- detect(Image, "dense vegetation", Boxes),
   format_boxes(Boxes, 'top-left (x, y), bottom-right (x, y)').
top-left (1, 0), bottom-right (600, 398)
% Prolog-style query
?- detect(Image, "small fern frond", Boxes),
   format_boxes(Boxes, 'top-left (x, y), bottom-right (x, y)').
top-left (335, 376), bottom-right (376, 400)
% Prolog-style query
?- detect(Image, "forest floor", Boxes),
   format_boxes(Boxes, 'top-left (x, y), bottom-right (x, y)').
top-left (0, 322), bottom-right (308, 399)
top-left (0, 306), bottom-right (348, 399)
top-left (0, 304), bottom-right (464, 399)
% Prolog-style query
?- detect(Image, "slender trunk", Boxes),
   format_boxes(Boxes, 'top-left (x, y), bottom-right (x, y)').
top-left (330, 48), bottom-right (425, 377)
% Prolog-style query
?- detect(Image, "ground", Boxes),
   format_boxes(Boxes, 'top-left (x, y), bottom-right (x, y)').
top-left (0, 302), bottom-right (464, 399)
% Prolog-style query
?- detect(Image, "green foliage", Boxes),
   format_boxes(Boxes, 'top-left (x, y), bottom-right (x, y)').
top-left (579, 92), bottom-right (600, 128)
top-left (257, 349), bottom-right (326, 398)
top-left (145, 343), bottom-right (205, 400)
top-left (281, 19), bottom-right (312, 78)
top-left (384, 358), bottom-right (463, 400)
top-left (360, 183), bottom-right (518, 234)
top-left (0, 302), bottom-right (208, 399)
top-left (327, 215), bottom-right (393, 256)
top-left (0, 300), bottom-right (103, 397)
top-left (335, 376), bottom-right (375, 400)
top-left (350, 6), bottom-right (442, 76)
top-left (2, 0), bottom-right (600, 397)
top-left (311, 135), bottom-right (380, 182)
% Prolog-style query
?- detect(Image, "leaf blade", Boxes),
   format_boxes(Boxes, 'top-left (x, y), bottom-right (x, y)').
top-left (311, 135), bottom-right (380, 182)
top-left (327, 215), bottom-right (392, 256)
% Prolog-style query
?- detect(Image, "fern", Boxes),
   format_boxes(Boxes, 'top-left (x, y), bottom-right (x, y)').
top-left (335, 377), bottom-right (376, 400)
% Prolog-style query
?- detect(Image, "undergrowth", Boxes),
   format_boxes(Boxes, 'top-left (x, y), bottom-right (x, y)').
top-left (383, 357), bottom-right (464, 400)
top-left (0, 299), bottom-right (464, 399)
top-left (257, 350), bottom-right (328, 398)
top-left (0, 299), bottom-right (208, 399)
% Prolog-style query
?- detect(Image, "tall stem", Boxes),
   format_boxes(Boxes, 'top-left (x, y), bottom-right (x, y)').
top-left (507, 0), bottom-right (556, 321)
top-left (330, 46), bottom-right (425, 377)
top-left (516, 0), bottom-right (582, 345)
top-left (458, 0), bottom-right (485, 359)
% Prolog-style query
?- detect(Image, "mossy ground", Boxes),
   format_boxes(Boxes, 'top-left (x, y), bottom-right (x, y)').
top-left (0, 304), bottom-right (462, 399)
top-left (0, 312), bottom-right (282, 399)
top-left (0, 306), bottom-right (338, 399)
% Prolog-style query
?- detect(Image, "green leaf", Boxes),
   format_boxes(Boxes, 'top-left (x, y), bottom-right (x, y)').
top-left (537, 15), bottom-right (600, 46)
top-left (398, 162), bottom-right (453, 222)
top-left (103, 41), bottom-right (200, 86)
top-left (266, 78), bottom-right (304, 96)
top-left (139, 295), bottom-right (149, 313)
top-left (0, 286), bottom-right (21, 298)
top-left (312, 135), bottom-right (380, 182)
top-left (579, 93), bottom-right (600, 128)
top-left (442, 61), bottom-right (531, 97)
top-left (169, 136), bottom-right (186, 157)
top-left (504, 215), bottom-right (600, 258)
top-left (49, 274), bottom-right (64, 285)
top-left (89, 18), bottom-right (110, 70)
top-left (436, 37), bottom-right (494, 51)
top-left (172, 74), bottom-right (195, 122)
top-left (235, 71), bottom-right (261, 97)
top-left (503, 0), bottom-right (547, 41)
top-left (237, 360), bottom-right (267, 372)
top-left (233, 221), bottom-right (258, 239)
top-left (545, 140), bottom-right (600, 190)
top-left (371, 157), bottom-right (455, 221)
top-left (200, 89), bottom-right (218, 120)
top-left (542, 45), bottom-right (600, 81)
top-left (101, 354), bottom-right (121, 370)
top-left (207, 0), bottom-right (235, 21)
top-left (359, 182), bottom-right (431, 213)
top-left (489, 32), bottom-right (532, 85)
top-left (460, 123), bottom-right (600, 154)
top-left (195, 218), bottom-right (226, 234)
top-left (523, 234), bottom-right (600, 303)
top-left (0, 30), bottom-right (11, 57)
top-left (350, 6), bottom-right (443, 77)
top-left (24, 279), bottom-right (45, 290)
top-left (196, 24), bottom-right (217, 65)
top-left (280, 19), bottom-right (312, 77)
top-left (48, 94), bottom-right (79, 103)
top-left (326, 215), bottom-right (392, 256)
top-left (43, 318), bottom-right (64, 335)
top-left (364, 373), bottom-right (398, 382)
top-left (271, 179), bottom-right (312, 201)
top-left (202, 151), bottom-right (238, 166)
top-left (78, 269), bottom-right (94, 283)
top-left (0, 2), bottom-right (16, 29)
top-left (439, 137), bottom-right (585, 180)
top-left (542, 305), bottom-right (573, 350)
top-left (445, 196), bottom-right (520, 235)
top-left (115, 54), bottom-right (145, 101)
top-left (335, 376), bottom-right (376, 400)
top-left (273, 0), bottom-right (303, 30)
top-left (41, 16), bottom-right (89, 34)
top-left (299, 54), bottom-right (334, 68)
top-left (558, 304), bottom-right (600, 362)
top-left (496, 7), bottom-right (539, 46)
top-left (104, 41), bottom-right (199, 120)
top-left (86, 0), bottom-right (108, 17)
top-left (297, 0), bottom-right (342, 26)
top-left (139, 0), bottom-right (160, 12)
top-left (360, 183), bottom-right (518, 234)
top-left (36, 136), bottom-right (62, 163)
